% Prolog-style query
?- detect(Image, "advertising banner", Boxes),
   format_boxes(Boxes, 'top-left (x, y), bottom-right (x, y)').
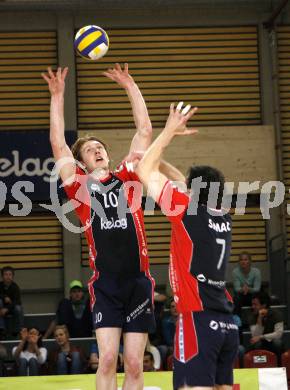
top-left (0, 130), bottom-right (76, 202)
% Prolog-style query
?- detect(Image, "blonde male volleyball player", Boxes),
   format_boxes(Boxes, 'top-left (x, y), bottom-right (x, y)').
top-left (42, 64), bottom-right (155, 390)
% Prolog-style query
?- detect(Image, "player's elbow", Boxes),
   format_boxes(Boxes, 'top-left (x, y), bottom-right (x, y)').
top-left (137, 124), bottom-right (153, 140)
top-left (50, 134), bottom-right (66, 153)
top-left (50, 133), bottom-right (62, 148)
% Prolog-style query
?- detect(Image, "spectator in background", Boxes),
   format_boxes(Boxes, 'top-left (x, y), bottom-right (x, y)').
top-left (12, 327), bottom-right (47, 376)
top-left (247, 292), bottom-right (284, 361)
top-left (232, 252), bottom-right (261, 313)
top-left (154, 291), bottom-right (167, 303)
top-left (149, 290), bottom-right (167, 347)
top-left (0, 342), bottom-right (7, 376)
top-left (145, 339), bottom-right (161, 371)
top-left (86, 342), bottom-right (99, 374)
top-left (43, 280), bottom-right (93, 339)
top-left (143, 351), bottom-right (155, 372)
top-left (48, 325), bottom-right (86, 375)
top-left (162, 299), bottom-right (178, 350)
top-left (0, 266), bottom-right (24, 337)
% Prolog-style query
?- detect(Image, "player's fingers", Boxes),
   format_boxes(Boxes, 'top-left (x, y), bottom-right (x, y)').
top-left (124, 63), bottom-right (129, 73)
top-left (169, 103), bottom-right (175, 114)
top-left (184, 107), bottom-right (198, 121)
top-left (62, 67), bottom-right (69, 80)
top-left (115, 63), bottom-right (121, 71)
top-left (41, 73), bottom-right (49, 83)
top-left (186, 128), bottom-right (199, 135)
top-left (103, 71), bottom-right (115, 79)
top-left (175, 129), bottom-right (198, 136)
top-left (56, 67), bottom-right (62, 79)
top-left (176, 101), bottom-right (183, 112)
top-left (47, 67), bottom-right (54, 78)
top-left (181, 104), bottom-right (191, 116)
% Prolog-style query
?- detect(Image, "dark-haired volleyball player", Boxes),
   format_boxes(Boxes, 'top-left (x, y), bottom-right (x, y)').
top-left (42, 64), bottom-right (155, 390)
top-left (136, 104), bottom-right (239, 390)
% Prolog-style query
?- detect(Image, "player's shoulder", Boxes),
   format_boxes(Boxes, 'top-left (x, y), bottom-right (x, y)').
top-left (201, 205), bottom-right (231, 221)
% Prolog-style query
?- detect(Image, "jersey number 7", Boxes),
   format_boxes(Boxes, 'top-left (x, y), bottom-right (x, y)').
top-left (216, 238), bottom-right (226, 270)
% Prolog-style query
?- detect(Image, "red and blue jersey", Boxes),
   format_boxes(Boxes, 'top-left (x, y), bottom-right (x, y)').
top-left (158, 181), bottom-right (233, 314)
top-left (64, 162), bottom-right (154, 308)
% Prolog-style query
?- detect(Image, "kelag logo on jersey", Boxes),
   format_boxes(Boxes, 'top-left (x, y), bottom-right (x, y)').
top-left (100, 217), bottom-right (127, 230)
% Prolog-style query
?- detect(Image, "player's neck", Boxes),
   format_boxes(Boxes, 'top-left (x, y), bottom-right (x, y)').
top-left (90, 167), bottom-right (110, 181)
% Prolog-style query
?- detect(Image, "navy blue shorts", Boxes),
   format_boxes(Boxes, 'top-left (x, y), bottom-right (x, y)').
top-left (91, 271), bottom-right (155, 333)
top-left (173, 310), bottom-right (239, 389)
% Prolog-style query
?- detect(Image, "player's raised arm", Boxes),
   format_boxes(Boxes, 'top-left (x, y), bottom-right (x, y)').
top-left (136, 102), bottom-right (198, 202)
top-left (41, 67), bottom-right (76, 184)
top-left (103, 63), bottom-right (152, 154)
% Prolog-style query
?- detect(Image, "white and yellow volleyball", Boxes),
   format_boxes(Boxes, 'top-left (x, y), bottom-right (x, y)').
top-left (74, 25), bottom-right (109, 60)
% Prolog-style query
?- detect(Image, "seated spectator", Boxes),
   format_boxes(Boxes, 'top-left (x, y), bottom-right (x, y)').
top-left (232, 252), bottom-right (261, 313)
top-left (232, 309), bottom-right (245, 366)
top-left (154, 291), bottom-right (167, 305)
top-left (149, 290), bottom-right (167, 346)
top-left (145, 339), bottom-right (161, 370)
top-left (85, 341), bottom-right (124, 373)
top-left (0, 266), bottom-right (24, 337)
top-left (12, 327), bottom-right (47, 376)
top-left (86, 351), bottom-right (99, 374)
top-left (0, 342), bottom-right (7, 376)
top-left (247, 292), bottom-right (284, 361)
top-left (116, 352), bottom-right (124, 373)
top-left (43, 280), bottom-right (93, 339)
top-left (48, 325), bottom-right (86, 375)
top-left (162, 299), bottom-right (178, 349)
top-left (143, 351), bottom-right (155, 372)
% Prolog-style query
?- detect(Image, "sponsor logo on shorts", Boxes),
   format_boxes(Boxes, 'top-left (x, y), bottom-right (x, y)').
top-left (209, 320), bottom-right (238, 331)
top-left (209, 320), bottom-right (219, 330)
top-left (218, 321), bottom-right (239, 330)
top-left (127, 298), bottom-right (149, 321)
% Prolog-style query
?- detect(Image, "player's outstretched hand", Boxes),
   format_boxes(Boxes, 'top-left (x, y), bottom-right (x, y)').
top-left (103, 63), bottom-right (134, 89)
top-left (41, 67), bottom-right (68, 97)
top-left (164, 102), bottom-right (198, 136)
top-left (125, 150), bottom-right (144, 169)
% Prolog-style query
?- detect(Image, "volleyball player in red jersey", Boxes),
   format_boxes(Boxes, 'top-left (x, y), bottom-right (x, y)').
top-left (42, 64), bottom-right (155, 390)
top-left (137, 104), bottom-right (239, 390)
